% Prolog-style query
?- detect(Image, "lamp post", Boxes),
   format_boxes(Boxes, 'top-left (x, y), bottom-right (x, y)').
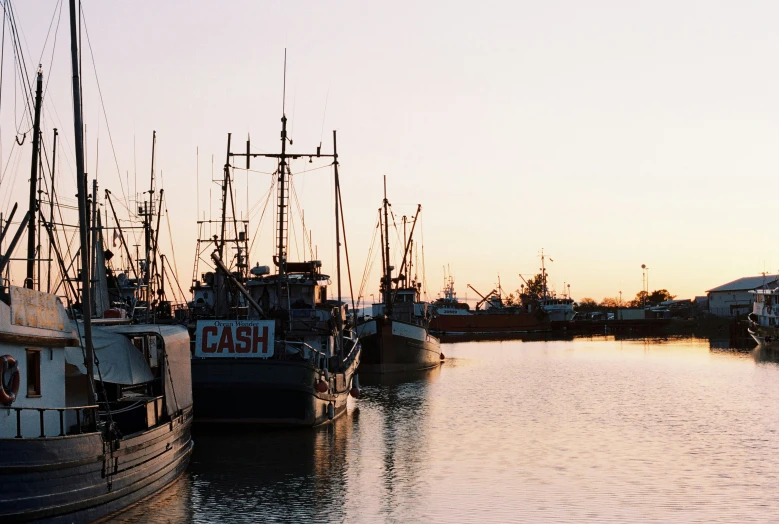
top-left (641, 264), bottom-right (647, 311)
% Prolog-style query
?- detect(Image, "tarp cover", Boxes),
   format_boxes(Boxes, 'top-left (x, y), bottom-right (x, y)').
top-left (100, 324), bottom-right (193, 416)
top-left (66, 324), bottom-right (154, 385)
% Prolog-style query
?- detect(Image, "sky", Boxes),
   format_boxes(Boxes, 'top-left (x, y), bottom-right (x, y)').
top-left (1, 0), bottom-right (779, 306)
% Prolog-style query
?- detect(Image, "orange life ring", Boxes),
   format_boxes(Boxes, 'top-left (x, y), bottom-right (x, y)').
top-left (0, 355), bottom-right (20, 405)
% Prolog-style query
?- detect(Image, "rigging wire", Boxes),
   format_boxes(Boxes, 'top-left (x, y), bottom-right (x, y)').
top-left (357, 211), bottom-right (381, 305)
top-left (247, 174), bottom-right (275, 263)
top-left (78, 4), bottom-right (131, 212)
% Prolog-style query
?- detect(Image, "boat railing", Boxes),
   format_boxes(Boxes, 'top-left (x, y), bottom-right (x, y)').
top-left (1, 405), bottom-right (99, 438)
top-left (282, 340), bottom-right (329, 369)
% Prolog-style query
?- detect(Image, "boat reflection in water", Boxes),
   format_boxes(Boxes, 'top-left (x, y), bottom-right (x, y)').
top-left (752, 345), bottom-right (779, 365)
top-left (355, 366), bottom-right (440, 518)
top-left (112, 367), bottom-right (443, 522)
top-left (189, 420), bottom-right (352, 520)
top-left (111, 412), bottom-right (355, 522)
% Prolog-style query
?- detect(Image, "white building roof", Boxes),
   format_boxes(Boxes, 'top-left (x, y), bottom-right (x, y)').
top-left (706, 276), bottom-right (779, 293)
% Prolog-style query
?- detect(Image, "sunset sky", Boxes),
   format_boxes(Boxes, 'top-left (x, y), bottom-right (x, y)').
top-left (2, 1), bottom-right (779, 305)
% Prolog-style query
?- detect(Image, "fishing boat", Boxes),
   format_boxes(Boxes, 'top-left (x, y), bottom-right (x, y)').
top-left (356, 180), bottom-right (441, 373)
top-left (429, 274), bottom-right (550, 339)
top-left (190, 100), bottom-right (361, 426)
top-left (533, 250), bottom-right (577, 324)
top-left (747, 287), bottom-right (779, 346)
top-left (0, 2), bottom-right (192, 521)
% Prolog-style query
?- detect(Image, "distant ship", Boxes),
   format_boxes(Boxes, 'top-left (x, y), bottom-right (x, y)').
top-left (356, 180), bottom-right (441, 373)
top-left (429, 275), bottom-right (550, 338)
top-left (527, 249), bottom-right (576, 326)
top-left (539, 296), bottom-right (576, 323)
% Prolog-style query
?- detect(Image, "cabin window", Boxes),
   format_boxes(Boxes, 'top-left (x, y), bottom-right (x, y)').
top-left (26, 349), bottom-right (41, 397)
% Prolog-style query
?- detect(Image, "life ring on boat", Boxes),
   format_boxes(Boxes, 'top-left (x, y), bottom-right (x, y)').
top-left (0, 355), bottom-right (20, 406)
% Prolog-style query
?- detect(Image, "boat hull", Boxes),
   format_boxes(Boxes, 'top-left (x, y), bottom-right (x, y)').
top-left (357, 318), bottom-right (441, 374)
top-left (748, 324), bottom-right (779, 346)
top-left (0, 408), bottom-right (193, 523)
top-left (429, 310), bottom-right (550, 337)
top-left (191, 358), bottom-right (358, 427)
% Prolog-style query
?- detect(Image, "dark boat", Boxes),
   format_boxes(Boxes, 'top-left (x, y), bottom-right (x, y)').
top-left (429, 275), bottom-right (550, 340)
top-left (190, 105), bottom-right (361, 427)
top-left (0, 4), bottom-right (192, 520)
top-left (356, 180), bottom-right (441, 373)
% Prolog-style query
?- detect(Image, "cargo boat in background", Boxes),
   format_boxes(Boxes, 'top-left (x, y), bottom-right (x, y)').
top-left (429, 274), bottom-right (550, 340)
top-left (190, 102), bottom-right (360, 427)
top-left (356, 180), bottom-right (441, 373)
top-left (531, 249), bottom-right (577, 325)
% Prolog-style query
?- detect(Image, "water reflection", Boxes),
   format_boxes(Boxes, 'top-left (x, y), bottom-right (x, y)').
top-left (189, 418), bottom-right (353, 522)
top-left (112, 338), bottom-right (779, 523)
top-left (752, 345), bottom-right (779, 365)
top-left (355, 366), bottom-right (440, 521)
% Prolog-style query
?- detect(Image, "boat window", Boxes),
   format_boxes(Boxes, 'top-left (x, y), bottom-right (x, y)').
top-left (26, 348), bottom-right (41, 397)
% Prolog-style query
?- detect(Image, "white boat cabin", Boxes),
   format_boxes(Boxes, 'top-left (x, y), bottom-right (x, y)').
top-left (749, 289), bottom-right (779, 327)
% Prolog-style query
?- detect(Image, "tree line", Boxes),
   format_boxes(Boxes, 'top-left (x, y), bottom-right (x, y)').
top-left (501, 272), bottom-right (675, 310)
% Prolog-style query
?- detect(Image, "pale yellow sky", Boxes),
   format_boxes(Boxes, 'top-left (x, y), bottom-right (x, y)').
top-left (2, 1), bottom-right (779, 304)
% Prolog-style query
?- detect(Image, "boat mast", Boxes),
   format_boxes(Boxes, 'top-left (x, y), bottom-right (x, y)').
top-left (219, 134), bottom-right (231, 260)
top-left (69, 0), bottom-right (95, 403)
top-left (144, 130), bottom-right (156, 309)
top-left (333, 130), bottom-right (343, 355)
top-left (382, 176), bottom-right (391, 315)
top-left (47, 128), bottom-right (58, 293)
top-left (25, 69), bottom-right (43, 289)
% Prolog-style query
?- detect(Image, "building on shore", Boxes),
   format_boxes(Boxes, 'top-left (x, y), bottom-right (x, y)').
top-left (706, 276), bottom-right (779, 317)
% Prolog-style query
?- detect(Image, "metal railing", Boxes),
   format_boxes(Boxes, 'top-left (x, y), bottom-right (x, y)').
top-left (1, 405), bottom-right (98, 438)
top-left (281, 340), bottom-right (329, 369)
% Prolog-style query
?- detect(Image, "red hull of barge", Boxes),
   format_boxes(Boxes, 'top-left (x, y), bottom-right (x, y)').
top-left (429, 311), bottom-right (550, 335)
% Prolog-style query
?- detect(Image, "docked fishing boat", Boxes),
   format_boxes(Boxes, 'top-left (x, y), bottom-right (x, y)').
top-left (190, 110), bottom-right (361, 427)
top-left (523, 249), bottom-right (576, 327)
top-left (747, 287), bottom-right (779, 346)
top-left (429, 275), bottom-right (550, 339)
top-left (539, 296), bottom-right (576, 323)
top-left (356, 182), bottom-right (441, 373)
top-left (0, 3), bottom-right (193, 520)
top-left (0, 288), bottom-right (193, 523)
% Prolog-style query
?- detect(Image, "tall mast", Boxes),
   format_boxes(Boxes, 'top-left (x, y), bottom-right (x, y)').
top-left (219, 133), bottom-right (231, 260)
top-left (333, 130), bottom-right (343, 353)
top-left (144, 130), bottom-right (156, 308)
top-left (382, 176), bottom-right (391, 315)
top-left (277, 50), bottom-right (289, 278)
top-left (402, 216), bottom-right (407, 288)
top-left (47, 128), bottom-right (58, 293)
top-left (277, 115), bottom-right (288, 277)
top-left (26, 69), bottom-right (43, 289)
top-left (69, 0), bottom-right (95, 403)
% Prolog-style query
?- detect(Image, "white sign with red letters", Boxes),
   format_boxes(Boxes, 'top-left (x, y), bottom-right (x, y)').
top-left (194, 320), bottom-right (275, 358)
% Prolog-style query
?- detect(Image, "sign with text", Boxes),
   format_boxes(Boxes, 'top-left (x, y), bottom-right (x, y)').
top-left (194, 320), bottom-right (275, 358)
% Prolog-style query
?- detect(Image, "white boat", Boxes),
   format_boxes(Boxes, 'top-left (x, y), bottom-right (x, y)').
top-left (747, 288), bottom-right (779, 345)
top-left (539, 297), bottom-right (577, 322)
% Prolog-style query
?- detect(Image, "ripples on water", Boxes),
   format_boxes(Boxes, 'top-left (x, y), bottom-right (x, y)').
top-left (114, 337), bottom-right (779, 523)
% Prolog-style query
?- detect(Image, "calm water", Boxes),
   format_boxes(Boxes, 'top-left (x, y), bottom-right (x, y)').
top-left (115, 337), bottom-right (779, 523)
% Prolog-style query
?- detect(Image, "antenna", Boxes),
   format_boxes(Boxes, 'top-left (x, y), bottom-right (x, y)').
top-left (282, 48), bottom-right (287, 116)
